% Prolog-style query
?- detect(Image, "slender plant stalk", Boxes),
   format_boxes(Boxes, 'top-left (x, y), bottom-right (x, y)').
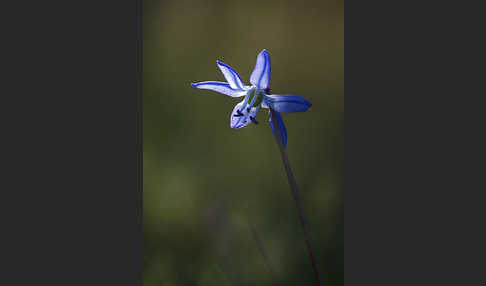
top-left (270, 109), bottom-right (323, 286)
top-left (248, 222), bottom-right (284, 286)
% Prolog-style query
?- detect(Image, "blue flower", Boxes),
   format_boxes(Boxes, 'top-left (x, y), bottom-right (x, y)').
top-left (191, 49), bottom-right (311, 148)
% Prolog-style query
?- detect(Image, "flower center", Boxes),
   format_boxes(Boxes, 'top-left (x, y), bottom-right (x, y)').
top-left (246, 89), bottom-right (260, 111)
top-left (252, 92), bottom-right (264, 108)
top-left (233, 88), bottom-right (264, 125)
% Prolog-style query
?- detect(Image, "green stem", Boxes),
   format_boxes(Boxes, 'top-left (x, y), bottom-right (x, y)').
top-left (270, 109), bottom-right (323, 286)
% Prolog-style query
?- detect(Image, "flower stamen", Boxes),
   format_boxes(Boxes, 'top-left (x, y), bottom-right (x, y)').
top-left (242, 88), bottom-right (261, 123)
top-left (238, 87), bottom-right (254, 113)
top-left (250, 103), bottom-right (262, 124)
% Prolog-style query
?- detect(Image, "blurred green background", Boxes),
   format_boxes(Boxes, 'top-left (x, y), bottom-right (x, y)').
top-left (143, 0), bottom-right (343, 285)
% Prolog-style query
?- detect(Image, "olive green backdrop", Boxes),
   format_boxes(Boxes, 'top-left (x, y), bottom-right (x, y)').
top-left (144, 0), bottom-right (343, 285)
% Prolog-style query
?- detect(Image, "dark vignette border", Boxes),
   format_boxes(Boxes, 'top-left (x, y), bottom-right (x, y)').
top-left (137, 0), bottom-right (144, 284)
top-left (3, 0), bottom-right (143, 285)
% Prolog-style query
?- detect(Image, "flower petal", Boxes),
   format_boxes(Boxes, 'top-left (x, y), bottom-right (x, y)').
top-left (216, 61), bottom-right (245, 90)
top-left (230, 100), bottom-right (257, 129)
top-left (269, 111), bottom-right (287, 148)
top-left (250, 49), bottom-right (271, 89)
top-left (191, 81), bottom-right (246, 97)
top-left (264, 94), bottom-right (312, 113)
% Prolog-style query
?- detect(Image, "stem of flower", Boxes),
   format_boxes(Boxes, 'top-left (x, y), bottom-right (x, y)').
top-left (270, 109), bottom-right (323, 286)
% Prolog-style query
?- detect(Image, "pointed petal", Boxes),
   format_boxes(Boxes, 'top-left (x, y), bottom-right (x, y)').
top-left (269, 111), bottom-right (287, 148)
top-left (191, 81), bottom-right (246, 97)
top-left (250, 49), bottom-right (271, 89)
top-left (264, 94), bottom-right (312, 113)
top-left (216, 61), bottom-right (245, 90)
top-left (230, 101), bottom-right (257, 129)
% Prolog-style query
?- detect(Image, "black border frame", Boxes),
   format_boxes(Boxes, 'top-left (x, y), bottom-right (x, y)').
top-left (3, 0), bottom-right (143, 285)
